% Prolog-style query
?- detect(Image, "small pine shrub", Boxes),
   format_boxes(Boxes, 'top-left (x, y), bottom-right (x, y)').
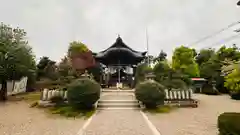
top-left (230, 92), bottom-right (240, 100)
top-left (50, 96), bottom-right (65, 104)
top-left (202, 83), bottom-right (220, 95)
top-left (135, 80), bottom-right (165, 108)
top-left (218, 112), bottom-right (240, 135)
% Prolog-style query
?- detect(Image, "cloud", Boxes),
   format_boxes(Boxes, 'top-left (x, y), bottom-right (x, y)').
top-left (1, 0), bottom-right (240, 61)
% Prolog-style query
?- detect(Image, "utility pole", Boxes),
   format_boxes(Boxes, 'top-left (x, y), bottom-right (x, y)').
top-left (146, 28), bottom-right (150, 67)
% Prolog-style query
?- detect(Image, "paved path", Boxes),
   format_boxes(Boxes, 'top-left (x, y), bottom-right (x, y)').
top-left (101, 93), bottom-right (135, 100)
top-left (79, 90), bottom-right (157, 135)
top-left (81, 109), bottom-right (154, 135)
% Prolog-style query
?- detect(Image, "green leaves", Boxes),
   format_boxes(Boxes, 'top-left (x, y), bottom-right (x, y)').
top-left (196, 48), bottom-right (215, 66)
top-left (68, 41), bottom-right (89, 57)
top-left (0, 23), bottom-right (36, 80)
top-left (172, 45), bottom-right (199, 78)
top-left (224, 67), bottom-right (240, 92)
top-left (216, 45), bottom-right (240, 61)
top-left (135, 63), bottom-right (151, 83)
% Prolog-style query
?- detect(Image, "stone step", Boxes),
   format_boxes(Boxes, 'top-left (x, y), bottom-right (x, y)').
top-left (97, 102), bottom-right (140, 108)
top-left (97, 107), bottom-right (141, 110)
top-left (102, 89), bottom-right (135, 93)
top-left (98, 100), bottom-right (138, 104)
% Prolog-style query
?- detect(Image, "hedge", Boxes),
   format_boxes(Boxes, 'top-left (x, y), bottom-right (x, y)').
top-left (218, 112), bottom-right (240, 135)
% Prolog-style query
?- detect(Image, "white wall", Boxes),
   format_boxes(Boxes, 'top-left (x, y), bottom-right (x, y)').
top-left (0, 77), bottom-right (28, 95)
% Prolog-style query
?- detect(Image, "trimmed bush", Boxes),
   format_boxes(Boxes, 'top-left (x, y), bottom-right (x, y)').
top-left (67, 78), bottom-right (100, 109)
top-left (202, 83), bottom-right (220, 95)
top-left (135, 80), bottom-right (165, 108)
top-left (230, 92), bottom-right (240, 100)
top-left (34, 79), bottom-right (66, 90)
top-left (161, 79), bottom-right (187, 90)
top-left (218, 112), bottom-right (240, 135)
top-left (50, 96), bottom-right (65, 104)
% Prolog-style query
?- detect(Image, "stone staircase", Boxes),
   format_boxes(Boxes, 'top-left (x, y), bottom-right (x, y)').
top-left (97, 90), bottom-right (140, 109)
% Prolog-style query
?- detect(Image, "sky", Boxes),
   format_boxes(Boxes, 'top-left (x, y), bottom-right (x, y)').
top-left (1, 0), bottom-right (240, 62)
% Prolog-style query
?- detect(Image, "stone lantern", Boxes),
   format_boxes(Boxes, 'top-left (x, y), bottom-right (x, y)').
top-left (145, 72), bottom-right (156, 81)
top-left (81, 70), bottom-right (91, 79)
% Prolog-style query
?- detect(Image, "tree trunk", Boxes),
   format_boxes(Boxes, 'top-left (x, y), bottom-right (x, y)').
top-left (0, 80), bottom-right (7, 101)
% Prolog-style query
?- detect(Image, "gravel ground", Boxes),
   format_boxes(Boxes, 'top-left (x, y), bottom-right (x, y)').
top-left (82, 109), bottom-right (153, 135)
top-left (0, 101), bottom-right (85, 135)
top-left (146, 94), bottom-right (240, 135)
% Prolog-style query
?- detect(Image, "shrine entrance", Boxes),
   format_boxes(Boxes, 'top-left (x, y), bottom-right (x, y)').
top-left (94, 36), bottom-right (146, 88)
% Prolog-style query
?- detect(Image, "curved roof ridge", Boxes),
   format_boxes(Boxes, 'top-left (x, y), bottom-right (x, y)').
top-left (99, 36), bottom-right (146, 54)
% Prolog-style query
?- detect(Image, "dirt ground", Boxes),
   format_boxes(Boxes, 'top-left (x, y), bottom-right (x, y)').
top-left (146, 94), bottom-right (240, 135)
top-left (0, 101), bottom-right (85, 135)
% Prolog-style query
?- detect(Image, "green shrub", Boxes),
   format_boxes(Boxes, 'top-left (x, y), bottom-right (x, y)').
top-left (218, 112), bottom-right (240, 135)
top-left (224, 68), bottom-right (240, 99)
top-left (49, 104), bottom-right (95, 118)
top-left (161, 79), bottom-right (187, 90)
top-left (230, 92), bottom-right (240, 100)
top-left (34, 79), bottom-right (67, 90)
top-left (67, 78), bottom-right (100, 109)
top-left (202, 83), bottom-right (220, 95)
top-left (144, 105), bottom-right (176, 113)
top-left (135, 80), bottom-right (165, 108)
top-left (135, 63), bottom-right (150, 84)
top-left (50, 96), bottom-right (65, 104)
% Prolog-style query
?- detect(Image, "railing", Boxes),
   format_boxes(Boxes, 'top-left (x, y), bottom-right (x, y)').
top-left (165, 89), bottom-right (194, 100)
top-left (41, 89), bottom-right (67, 101)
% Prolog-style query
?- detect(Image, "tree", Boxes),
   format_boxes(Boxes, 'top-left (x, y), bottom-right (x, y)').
top-left (153, 61), bottom-right (170, 82)
top-left (58, 56), bottom-right (72, 77)
top-left (68, 41), bottom-right (89, 57)
top-left (135, 63), bottom-right (151, 84)
top-left (199, 57), bottom-right (221, 81)
top-left (224, 65), bottom-right (240, 93)
top-left (216, 44), bottom-right (240, 62)
top-left (36, 56), bottom-right (57, 80)
top-left (0, 23), bottom-right (36, 101)
top-left (154, 50), bottom-right (167, 62)
top-left (172, 46), bottom-right (199, 78)
top-left (215, 45), bottom-right (240, 92)
top-left (197, 45), bottom-right (240, 93)
top-left (87, 62), bottom-right (103, 83)
top-left (196, 48), bottom-right (215, 66)
top-left (44, 60), bottom-right (58, 80)
top-left (67, 41), bottom-right (95, 72)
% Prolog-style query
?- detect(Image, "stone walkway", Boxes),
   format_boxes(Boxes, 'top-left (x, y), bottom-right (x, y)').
top-left (82, 109), bottom-right (153, 135)
top-left (80, 90), bottom-right (156, 135)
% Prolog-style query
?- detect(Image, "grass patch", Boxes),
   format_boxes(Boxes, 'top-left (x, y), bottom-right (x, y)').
top-left (19, 92), bottom-right (41, 108)
top-left (8, 92), bottom-right (41, 107)
top-left (35, 102), bottom-right (95, 118)
top-left (15, 92), bottom-right (41, 102)
top-left (47, 104), bottom-right (95, 118)
top-left (144, 105), bottom-right (176, 114)
top-left (17, 92), bottom-right (96, 118)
